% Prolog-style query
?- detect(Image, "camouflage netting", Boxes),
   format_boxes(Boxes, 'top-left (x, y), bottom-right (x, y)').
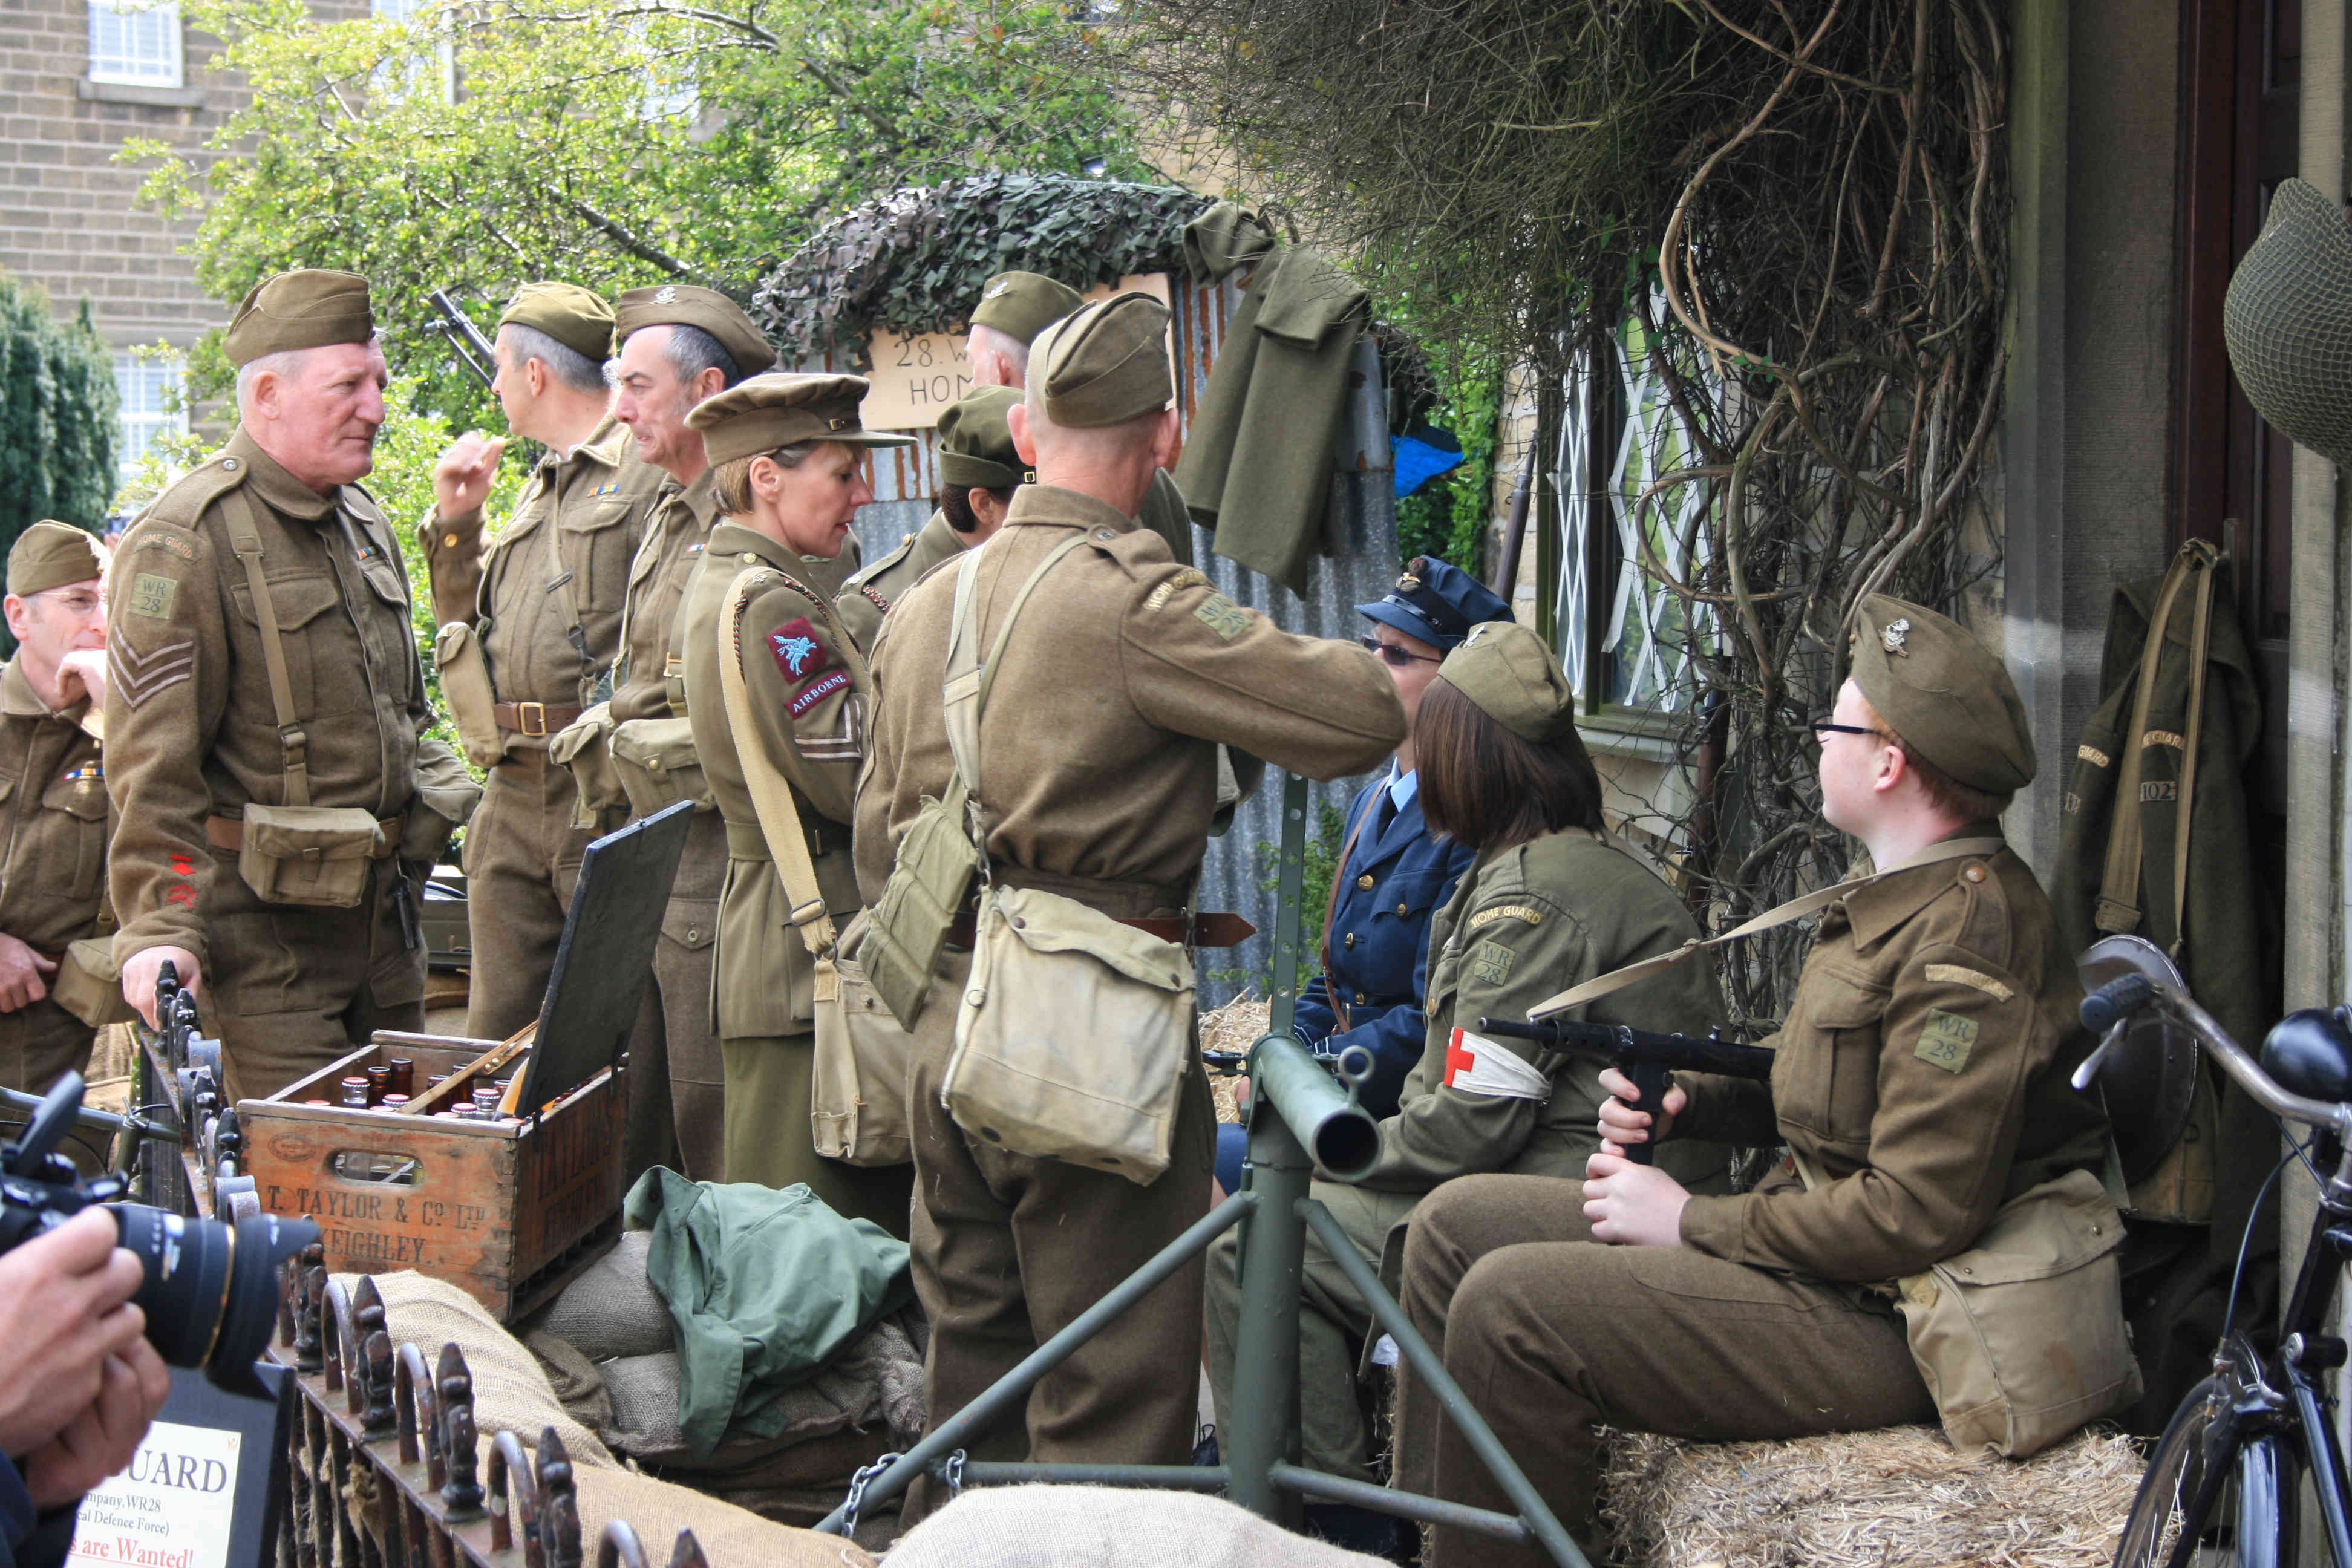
top-left (751, 174), bottom-right (1215, 364)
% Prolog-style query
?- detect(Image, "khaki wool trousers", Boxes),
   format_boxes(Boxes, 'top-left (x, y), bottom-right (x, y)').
top-left (903, 949), bottom-right (1216, 1524)
top-left (462, 749), bottom-right (588, 1043)
top-left (1394, 1174), bottom-right (1935, 1568)
top-left (719, 1028), bottom-right (912, 1236)
top-left (619, 808), bottom-right (729, 1184)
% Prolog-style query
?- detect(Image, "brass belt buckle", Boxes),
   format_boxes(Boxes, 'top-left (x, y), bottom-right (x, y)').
top-left (517, 701), bottom-right (547, 737)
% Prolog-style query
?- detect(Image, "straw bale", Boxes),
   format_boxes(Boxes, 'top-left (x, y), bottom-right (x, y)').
top-left (1200, 993), bottom-right (1270, 1125)
top-left (1596, 1423), bottom-right (2143, 1568)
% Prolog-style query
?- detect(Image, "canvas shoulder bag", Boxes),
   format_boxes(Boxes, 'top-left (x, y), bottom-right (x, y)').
top-left (930, 538), bottom-right (1197, 1185)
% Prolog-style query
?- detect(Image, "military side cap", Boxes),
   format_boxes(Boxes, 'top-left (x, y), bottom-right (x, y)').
top-left (613, 284), bottom-right (774, 379)
top-left (1436, 621), bottom-right (1576, 742)
top-left (970, 271), bottom-right (1083, 346)
top-left (687, 371), bottom-right (914, 464)
top-left (8, 521), bottom-right (104, 597)
top-left (499, 281), bottom-right (615, 366)
top-left (223, 269), bottom-right (374, 367)
top-left (1031, 293), bottom-right (1173, 429)
top-left (1851, 595), bottom-right (2036, 792)
top-left (1359, 555), bottom-right (1511, 652)
top-left (936, 388), bottom-right (1031, 489)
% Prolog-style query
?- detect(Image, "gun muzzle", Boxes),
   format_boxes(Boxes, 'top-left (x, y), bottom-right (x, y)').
top-left (1246, 1032), bottom-right (1380, 1181)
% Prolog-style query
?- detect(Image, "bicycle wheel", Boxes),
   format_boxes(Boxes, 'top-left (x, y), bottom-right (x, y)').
top-left (2115, 1377), bottom-right (2230, 1568)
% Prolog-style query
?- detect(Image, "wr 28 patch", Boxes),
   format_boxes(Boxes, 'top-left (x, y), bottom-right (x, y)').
top-left (128, 573), bottom-right (178, 621)
top-left (1192, 594), bottom-right (1250, 642)
top-left (1915, 1008), bottom-right (1979, 1073)
top-left (1468, 938), bottom-right (1517, 987)
top-left (768, 618), bottom-right (829, 682)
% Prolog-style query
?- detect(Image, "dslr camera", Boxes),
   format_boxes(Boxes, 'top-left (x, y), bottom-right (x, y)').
top-left (0, 1070), bottom-right (316, 1396)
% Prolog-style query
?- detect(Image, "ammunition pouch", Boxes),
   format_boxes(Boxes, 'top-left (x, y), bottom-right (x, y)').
top-left (609, 716), bottom-right (712, 818)
top-left (53, 938), bottom-right (134, 1028)
top-left (235, 804), bottom-right (388, 909)
top-left (941, 883), bottom-right (1194, 1185)
top-left (549, 702), bottom-right (627, 829)
top-left (433, 621), bottom-right (505, 769)
top-left (864, 792), bottom-right (982, 1028)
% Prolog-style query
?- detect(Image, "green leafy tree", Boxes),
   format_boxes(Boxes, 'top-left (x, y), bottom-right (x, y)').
top-left (123, 0), bottom-right (1151, 419)
top-left (0, 276), bottom-right (117, 558)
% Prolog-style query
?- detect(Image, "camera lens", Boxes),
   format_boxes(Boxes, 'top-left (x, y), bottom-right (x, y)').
top-left (109, 1204), bottom-right (319, 1395)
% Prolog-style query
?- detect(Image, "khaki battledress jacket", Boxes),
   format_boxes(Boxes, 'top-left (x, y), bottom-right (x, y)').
top-left (106, 428), bottom-right (462, 1095)
top-left (419, 415), bottom-right (662, 737)
top-left (1673, 835), bottom-right (2112, 1279)
top-left (834, 511), bottom-right (964, 651)
top-left (0, 661), bottom-right (109, 1094)
top-left (612, 472), bottom-right (724, 727)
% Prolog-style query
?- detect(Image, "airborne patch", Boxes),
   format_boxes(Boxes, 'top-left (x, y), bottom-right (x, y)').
top-left (1468, 904), bottom-right (1543, 931)
top-left (1192, 593), bottom-right (1250, 641)
top-left (1468, 938), bottom-right (1517, 987)
top-left (788, 668), bottom-right (850, 719)
top-left (128, 573), bottom-right (178, 621)
top-left (1145, 568), bottom-right (1211, 613)
top-left (1915, 1009), bottom-right (1979, 1073)
top-left (768, 618), bottom-right (829, 682)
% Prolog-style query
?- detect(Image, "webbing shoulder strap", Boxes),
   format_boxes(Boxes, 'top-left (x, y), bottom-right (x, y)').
top-left (941, 535), bottom-right (1089, 834)
top-left (1527, 835), bottom-right (2008, 1021)
top-left (223, 488), bottom-right (310, 808)
top-left (2094, 546), bottom-right (2206, 937)
top-left (2169, 547), bottom-right (2218, 959)
top-left (715, 566), bottom-right (837, 961)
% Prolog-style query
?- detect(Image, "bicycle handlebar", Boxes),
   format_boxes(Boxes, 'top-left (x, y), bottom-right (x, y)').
top-left (2078, 972), bottom-right (2352, 1149)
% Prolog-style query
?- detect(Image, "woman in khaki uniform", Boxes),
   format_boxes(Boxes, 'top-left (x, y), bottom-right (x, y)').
top-left (1204, 622), bottom-right (1726, 1545)
top-left (676, 373), bottom-right (914, 1234)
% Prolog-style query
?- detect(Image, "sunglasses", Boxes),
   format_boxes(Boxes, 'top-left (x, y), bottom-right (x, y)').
top-left (1359, 634), bottom-right (1444, 668)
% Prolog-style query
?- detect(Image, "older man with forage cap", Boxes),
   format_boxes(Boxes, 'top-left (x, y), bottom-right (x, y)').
top-left (835, 387), bottom-right (1029, 647)
top-left (419, 282), bottom-right (668, 1042)
top-left (965, 269), bottom-right (1196, 568)
top-left (106, 270), bottom-right (479, 1099)
top-left (546, 283), bottom-right (773, 1182)
top-left (1388, 596), bottom-right (2123, 1568)
top-left (0, 523), bottom-right (125, 1102)
top-left (856, 292), bottom-right (1405, 1518)
top-left (675, 373), bottom-right (915, 1226)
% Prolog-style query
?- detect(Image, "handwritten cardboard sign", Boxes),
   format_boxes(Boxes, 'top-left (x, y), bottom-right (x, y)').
top-left (859, 273), bottom-right (1176, 430)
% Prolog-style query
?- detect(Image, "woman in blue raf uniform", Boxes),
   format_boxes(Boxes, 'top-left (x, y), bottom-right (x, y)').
top-left (1212, 557), bottom-right (1509, 1189)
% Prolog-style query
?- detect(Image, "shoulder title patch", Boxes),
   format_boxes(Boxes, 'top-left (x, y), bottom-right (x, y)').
top-left (1924, 963), bottom-right (2014, 1002)
top-left (768, 617), bottom-right (829, 682)
top-left (1192, 593), bottom-right (1250, 642)
top-left (127, 573), bottom-right (178, 621)
top-left (139, 532), bottom-right (197, 563)
top-left (1468, 904), bottom-right (1544, 931)
top-left (1143, 567), bottom-right (1212, 614)
top-left (1468, 938), bottom-right (1518, 987)
top-left (788, 668), bottom-right (851, 719)
top-left (1915, 1008), bottom-right (1978, 1072)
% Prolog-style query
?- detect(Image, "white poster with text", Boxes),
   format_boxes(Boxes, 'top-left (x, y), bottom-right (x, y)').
top-left (67, 1420), bottom-right (241, 1568)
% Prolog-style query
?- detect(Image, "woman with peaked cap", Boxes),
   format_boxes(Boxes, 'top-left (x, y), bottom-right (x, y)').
top-left (676, 372), bottom-right (915, 1232)
top-left (1204, 621), bottom-right (1727, 1554)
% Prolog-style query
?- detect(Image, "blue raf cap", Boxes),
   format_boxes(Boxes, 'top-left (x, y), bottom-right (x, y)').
top-left (1356, 555), bottom-right (1512, 650)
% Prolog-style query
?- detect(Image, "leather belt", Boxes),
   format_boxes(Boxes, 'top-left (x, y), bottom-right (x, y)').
top-left (206, 814), bottom-right (403, 858)
top-left (494, 702), bottom-right (585, 738)
top-left (944, 909), bottom-right (1255, 949)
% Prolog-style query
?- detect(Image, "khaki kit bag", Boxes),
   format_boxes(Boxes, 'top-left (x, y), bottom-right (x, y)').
top-left (920, 541), bottom-right (1195, 1185)
top-left (714, 567), bottom-right (909, 1167)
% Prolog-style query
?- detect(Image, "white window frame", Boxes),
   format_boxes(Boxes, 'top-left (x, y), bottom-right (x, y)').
top-left (114, 351), bottom-right (188, 485)
top-left (87, 0), bottom-right (183, 88)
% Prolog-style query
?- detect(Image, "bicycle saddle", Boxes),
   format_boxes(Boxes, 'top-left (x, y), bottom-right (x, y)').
top-left (2078, 935), bottom-right (2202, 1184)
top-left (2261, 1006), bottom-right (2352, 1103)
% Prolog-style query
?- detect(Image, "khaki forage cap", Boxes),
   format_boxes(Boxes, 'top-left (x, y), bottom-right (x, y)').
top-left (936, 387), bottom-right (1031, 490)
top-left (7, 521), bottom-right (103, 597)
top-left (686, 371), bottom-right (913, 465)
top-left (1849, 595), bottom-right (2036, 792)
top-left (1436, 621), bottom-right (1578, 742)
top-left (613, 284), bottom-right (774, 379)
top-left (499, 281), bottom-right (615, 365)
top-left (1030, 293), bottom-right (1173, 430)
top-left (222, 269), bottom-right (374, 367)
top-left (970, 271), bottom-right (1084, 346)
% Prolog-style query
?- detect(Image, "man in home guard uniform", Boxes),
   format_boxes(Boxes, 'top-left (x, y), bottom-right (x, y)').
top-left (676, 373), bottom-right (913, 1228)
top-left (0, 523), bottom-right (117, 1098)
top-left (108, 270), bottom-right (478, 1099)
top-left (856, 293), bottom-right (1405, 1518)
top-left (1388, 598), bottom-right (2120, 1568)
top-left (419, 283), bottom-right (667, 1040)
top-left (965, 270), bottom-right (1196, 567)
top-left (552, 284), bottom-right (769, 1180)
top-left (834, 387), bottom-right (1028, 647)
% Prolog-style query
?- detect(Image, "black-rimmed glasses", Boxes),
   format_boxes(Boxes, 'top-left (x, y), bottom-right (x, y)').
top-left (1800, 717), bottom-right (1887, 742)
top-left (1359, 634), bottom-right (1444, 668)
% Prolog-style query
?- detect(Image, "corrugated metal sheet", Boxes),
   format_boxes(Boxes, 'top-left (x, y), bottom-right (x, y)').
top-left (825, 275), bottom-right (1401, 1009)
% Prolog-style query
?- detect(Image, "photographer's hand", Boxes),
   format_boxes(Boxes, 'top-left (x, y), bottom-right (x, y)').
top-left (0, 1209), bottom-right (146, 1457)
top-left (20, 1339), bottom-right (171, 1509)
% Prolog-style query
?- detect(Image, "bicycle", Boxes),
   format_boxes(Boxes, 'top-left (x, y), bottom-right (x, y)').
top-left (2083, 936), bottom-right (2352, 1568)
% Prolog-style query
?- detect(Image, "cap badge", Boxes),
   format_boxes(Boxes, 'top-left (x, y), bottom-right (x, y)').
top-left (829, 416), bottom-right (851, 430)
top-left (1396, 573), bottom-right (1423, 593)
top-left (1882, 617), bottom-right (1911, 656)
top-left (985, 280), bottom-right (1011, 299)
top-left (654, 285), bottom-right (678, 305)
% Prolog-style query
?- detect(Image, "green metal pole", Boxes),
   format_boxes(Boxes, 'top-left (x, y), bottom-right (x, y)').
top-left (1224, 773), bottom-right (1314, 1525)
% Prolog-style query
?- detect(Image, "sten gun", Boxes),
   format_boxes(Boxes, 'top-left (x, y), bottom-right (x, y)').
top-left (426, 288), bottom-right (499, 390)
top-left (1477, 1016), bottom-right (1774, 1166)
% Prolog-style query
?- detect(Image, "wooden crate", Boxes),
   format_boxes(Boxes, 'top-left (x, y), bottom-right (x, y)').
top-left (241, 1031), bottom-right (624, 1322)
